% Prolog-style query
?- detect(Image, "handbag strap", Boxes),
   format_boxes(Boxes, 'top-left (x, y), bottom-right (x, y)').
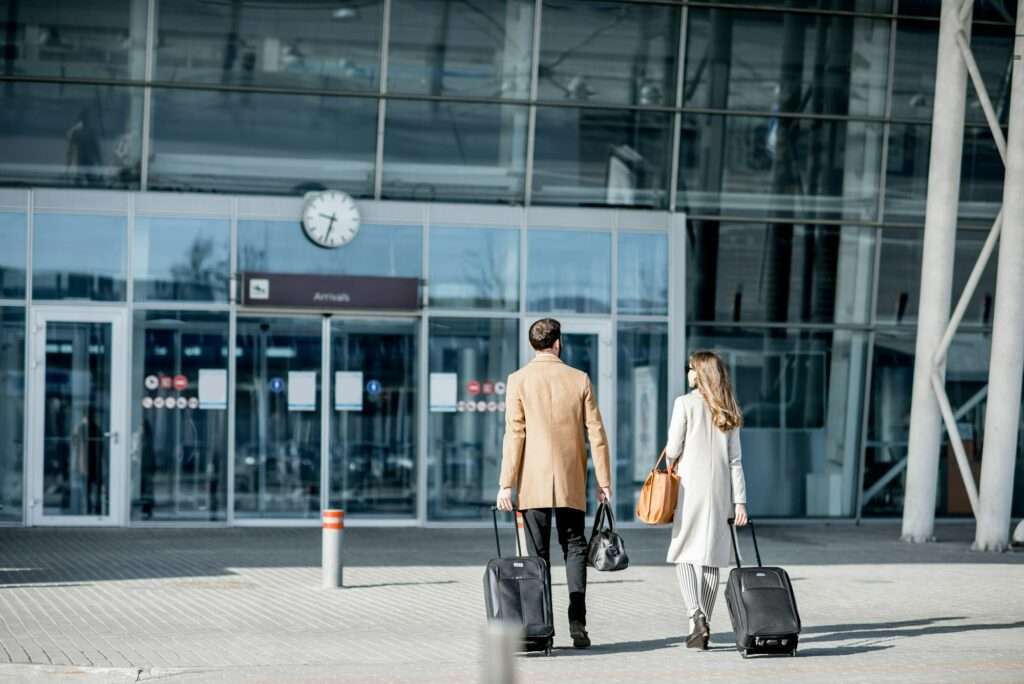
top-left (593, 499), bottom-right (606, 536)
top-left (590, 502), bottom-right (615, 538)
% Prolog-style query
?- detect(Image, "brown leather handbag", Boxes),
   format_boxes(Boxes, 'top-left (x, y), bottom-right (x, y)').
top-left (634, 449), bottom-right (679, 524)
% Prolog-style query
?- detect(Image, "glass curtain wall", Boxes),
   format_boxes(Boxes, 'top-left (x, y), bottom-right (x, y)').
top-left (0, 0), bottom-right (1017, 216)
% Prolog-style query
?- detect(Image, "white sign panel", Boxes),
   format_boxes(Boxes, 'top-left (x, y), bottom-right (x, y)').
top-left (198, 369), bottom-right (227, 410)
top-left (429, 372), bottom-right (457, 412)
top-left (632, 365), bottom-right (660, 482)
top-left (335, 371), bottom-right (364, 411)
top-left (288, 371), bottom-right (317, 411)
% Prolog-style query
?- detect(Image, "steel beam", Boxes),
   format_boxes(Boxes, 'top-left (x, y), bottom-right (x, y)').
top-left (902, 0), bottom-right (972, 543)
top-left (974, 2), bottom-right (1024, 552)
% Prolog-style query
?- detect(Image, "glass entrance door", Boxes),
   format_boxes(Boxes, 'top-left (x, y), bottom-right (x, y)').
top-left (30, 308), bottom-right (127, 525)
top-left (234, 314), bottom-right (420, 521)
top-left (329, 318), bottom-right (418, 517)
top-left (520, 319), bottom-right (614, 514)
top-left (235, 316), bottom-right (322, 519)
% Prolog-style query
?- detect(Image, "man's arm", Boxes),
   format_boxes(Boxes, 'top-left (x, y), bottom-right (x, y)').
top-left (498, 374), bottom-right (526, 496)
top-left (583, 375), bottom-right (611, 495)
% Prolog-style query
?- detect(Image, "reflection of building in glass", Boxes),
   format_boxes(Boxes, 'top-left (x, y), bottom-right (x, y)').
top-left (0, 0), bottom-right (1021, 527)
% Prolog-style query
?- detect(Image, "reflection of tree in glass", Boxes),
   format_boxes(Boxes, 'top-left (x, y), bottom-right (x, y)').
top-left (169, 237), bottom-right (229, 299)
top-left (459, 233), bottom-right (512, 308)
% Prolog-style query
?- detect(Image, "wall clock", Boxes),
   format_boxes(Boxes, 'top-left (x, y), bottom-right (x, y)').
top-left (301, 190), bottom-right (360, 248)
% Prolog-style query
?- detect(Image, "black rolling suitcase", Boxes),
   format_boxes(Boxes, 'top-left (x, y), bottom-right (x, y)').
top-left (483, 507), bottom-right (555, 656)
top-left (724, 518), bottom-right (802, 658)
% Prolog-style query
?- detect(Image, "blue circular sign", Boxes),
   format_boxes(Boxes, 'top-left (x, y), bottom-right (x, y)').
top-left (366, 379), bottom-right (382, 396)
top-left (269, 377), bottom-right (286, 394)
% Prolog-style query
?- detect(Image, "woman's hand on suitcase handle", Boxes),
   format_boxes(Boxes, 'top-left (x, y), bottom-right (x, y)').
top-left (734, 503), bottom-right (748, 527)
top-left (496, 487), bottom-right (515, 512)
top-left (597, 486), bottom-right (612, 504)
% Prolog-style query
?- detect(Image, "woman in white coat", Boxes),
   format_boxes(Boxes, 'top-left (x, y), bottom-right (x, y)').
top-left (664, 350), bottom-right (748, 650)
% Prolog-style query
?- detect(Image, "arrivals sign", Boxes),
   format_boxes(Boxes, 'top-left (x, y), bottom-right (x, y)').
top-left (241, 272), bottom-right (420, 311)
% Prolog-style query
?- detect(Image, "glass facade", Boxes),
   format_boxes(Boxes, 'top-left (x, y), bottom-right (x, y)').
top-left (1, 1), bottom-right (1023, 525)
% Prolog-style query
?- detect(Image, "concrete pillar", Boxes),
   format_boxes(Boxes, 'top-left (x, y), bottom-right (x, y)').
top-left (902, 0), bottom-right (971, 543)
top-left (973, 3), bottom-right (1024, 552)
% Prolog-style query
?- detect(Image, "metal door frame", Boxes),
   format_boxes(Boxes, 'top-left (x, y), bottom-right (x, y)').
top-left (28, 306), bottom-right (128, 526)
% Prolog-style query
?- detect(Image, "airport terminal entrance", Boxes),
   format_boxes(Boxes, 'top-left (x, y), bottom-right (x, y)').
top-left (233, 314), bottom-right (418, 522)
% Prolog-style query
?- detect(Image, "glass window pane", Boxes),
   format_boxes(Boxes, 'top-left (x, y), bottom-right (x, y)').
top-left (0, 0), bottom-right (147, 80)
top-left (892, 20), bottom-right (1015, 125)
top-left (388, 0), bottom-right (533, 98)
top-left (239, 221), bottom-right (421, 278)
top-left (863, 330), bottom-right (995, 517)
top-left (149, 89), bottom-right (377, 196)
top-left (689, 0), bottom-right (891, 10)
top-left (616, 322), bottom-right (668, 522)
top-left (617, 231), bottom-right (667, 315)
top-left (33, 213), bottom-right (127, 301)
top-left (0, 307), bottom-right (25, 522)
top-left (235, 316), bottom-right (322, 518)
top-left (131, 311), bottom-right (229, 521)
top-left (684, 9), bottom-right (889, 118)
top-left (875, 227), bottom-right (997, 325)
top-left (42, 320), bottom-right (113, 516)
top-left (382, 100), bottom-right (527, 204)
top-left (538, 1), bottom-right (679, 106)
top-left (427, 317), bottom-right (518, 520)
top-left (330, 319), bottom-right (418, 517)
top-left (687, 326), bottom-right (868, 517)
top-left (532, 107), bottom-right (672, 209)
top-left (885, 124), bottom-right (1004, 224)
top-left (155, 0), bottom-right (383, 91)
top-left (678, 114), bottom-right (883, 221)
top-left (429, 226), bottom-right (519, 311)
top-left (134, 217), bottom-right (229, 302)
top-left (0, 213), bottom-right (26, 299)
top-left (0, 82), bottom-right (142, 189)
top-left (688, 222), bottom-right (876, 324)
top-left (527, 229), bottom-right (611, 314)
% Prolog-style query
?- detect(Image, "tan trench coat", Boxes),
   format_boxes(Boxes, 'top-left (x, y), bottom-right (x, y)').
top-left (499, 353), bottom-right (611, 511)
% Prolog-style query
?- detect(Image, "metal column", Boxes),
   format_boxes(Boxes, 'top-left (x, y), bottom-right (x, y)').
top-left (901, 0), bottom-right (972, 543)
top-left (974, 3), bottom-right (1024, 552)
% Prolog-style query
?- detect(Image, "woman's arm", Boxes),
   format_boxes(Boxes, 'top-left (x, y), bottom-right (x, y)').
top-left (664, 396), bottom-right (687, 463)
top-left (728, 428), bottom-right (747, 505)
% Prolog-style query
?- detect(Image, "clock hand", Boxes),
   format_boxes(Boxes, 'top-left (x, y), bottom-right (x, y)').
top-left (321, 213), bottom-right (338, 239)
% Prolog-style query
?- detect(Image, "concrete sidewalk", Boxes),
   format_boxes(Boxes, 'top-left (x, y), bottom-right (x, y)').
top-left (0, 523), bottom-right (1021, 683)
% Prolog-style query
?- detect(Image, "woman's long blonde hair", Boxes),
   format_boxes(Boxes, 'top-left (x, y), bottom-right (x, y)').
top-left (689, 350), bottom-right (743, 432)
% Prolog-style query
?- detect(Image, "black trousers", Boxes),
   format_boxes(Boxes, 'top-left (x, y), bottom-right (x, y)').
top-left (521, 507), bottom-right (588, 626)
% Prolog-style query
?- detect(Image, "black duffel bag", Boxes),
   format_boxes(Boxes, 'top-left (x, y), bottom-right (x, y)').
top-left (587, 502), bottom-right (629, 572)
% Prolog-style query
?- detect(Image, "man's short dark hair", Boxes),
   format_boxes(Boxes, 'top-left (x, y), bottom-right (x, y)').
top-left (529, 318), bottom-right (561, 351)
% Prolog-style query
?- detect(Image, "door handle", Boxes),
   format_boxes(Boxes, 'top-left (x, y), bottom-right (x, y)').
top-left (104, 431), bottom-right (120, 445)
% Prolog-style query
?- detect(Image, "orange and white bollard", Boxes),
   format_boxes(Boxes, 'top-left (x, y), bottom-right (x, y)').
top-left (322, 509), bottom-right (345, 588)
top-left (515, 511), bottom-right (528, 556)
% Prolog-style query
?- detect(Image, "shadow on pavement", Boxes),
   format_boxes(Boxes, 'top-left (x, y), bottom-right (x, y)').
top-left (801, 618), bottom-right (1024, 643)
top-left (787, 645), bottom-right (894, 657)
top-left (340, 580), bottom-right (457, 590)
top-left (0, 523), bottom-right (1020, 585)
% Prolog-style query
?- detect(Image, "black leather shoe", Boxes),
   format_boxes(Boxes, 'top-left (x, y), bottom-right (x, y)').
top-left (569, 621), bottom-right (591, 649)
top-left (686, 611), bottom-right (708, 649)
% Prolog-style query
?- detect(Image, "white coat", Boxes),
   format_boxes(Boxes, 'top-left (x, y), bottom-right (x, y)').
top-left (664, 390), bottom-right (747, 568)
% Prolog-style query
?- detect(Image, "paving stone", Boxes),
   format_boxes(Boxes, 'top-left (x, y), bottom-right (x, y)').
top-left (0, 524), bottom-right (1021, 682)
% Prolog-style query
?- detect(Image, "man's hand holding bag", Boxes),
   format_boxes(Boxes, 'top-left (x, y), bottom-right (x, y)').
top-left (635, 449), bottom-right (679, 524)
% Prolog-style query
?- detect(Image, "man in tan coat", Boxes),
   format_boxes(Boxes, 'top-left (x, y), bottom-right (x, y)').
top-left (496, 318), bottom-right (611, 649)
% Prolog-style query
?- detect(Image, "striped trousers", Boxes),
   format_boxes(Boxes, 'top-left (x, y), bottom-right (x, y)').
top-left (675, 563), bottom-right (720, 621)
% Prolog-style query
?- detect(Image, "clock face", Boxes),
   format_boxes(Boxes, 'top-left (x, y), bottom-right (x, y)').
top-left (301, 190), bottom-right (361, 248)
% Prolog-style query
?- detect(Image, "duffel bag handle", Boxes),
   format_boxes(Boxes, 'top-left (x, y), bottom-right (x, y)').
top-left (727, 517), bottom-right (763, 568)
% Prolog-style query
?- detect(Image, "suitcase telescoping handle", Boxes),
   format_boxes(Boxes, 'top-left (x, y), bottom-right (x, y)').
top-left (727, 517), bottom-right (763, 568)
top-left (491, 506), bottom-right (524, 558)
